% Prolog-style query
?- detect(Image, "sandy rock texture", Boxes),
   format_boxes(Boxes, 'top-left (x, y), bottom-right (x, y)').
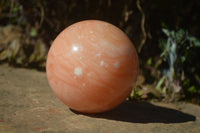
top-left (0, 64), bottom-right (199, 133)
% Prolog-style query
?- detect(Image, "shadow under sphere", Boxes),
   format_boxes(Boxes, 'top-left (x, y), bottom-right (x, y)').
top-left (72, 101), bottom-right (196, 123)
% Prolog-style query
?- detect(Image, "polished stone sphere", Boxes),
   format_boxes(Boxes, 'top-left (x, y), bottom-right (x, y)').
top-left (46, 20), bottom-right (138, 113)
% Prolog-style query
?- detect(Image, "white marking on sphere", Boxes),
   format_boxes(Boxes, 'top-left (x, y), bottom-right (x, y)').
top-left (115, 61), bottom-right (120, 68)
top-left (74, 67), bottom-right (82, 76)
top-left (100, 61), bottom-right (108, 67)
top-left (100, 61), bottom-right (105, 66)
top-left (96, 53), bottom-right (101, 57)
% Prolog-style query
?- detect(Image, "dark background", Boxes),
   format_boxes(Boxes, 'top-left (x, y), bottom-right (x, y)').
top-left (0, 0), bottom-right (200, 103)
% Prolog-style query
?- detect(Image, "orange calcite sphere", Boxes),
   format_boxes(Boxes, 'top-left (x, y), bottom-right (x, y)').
top-left (46, 20), bottom-right (138, 113)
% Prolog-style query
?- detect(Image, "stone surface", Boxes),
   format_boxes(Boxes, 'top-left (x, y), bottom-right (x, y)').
top-left (0, 64), bottom-right (200, 133)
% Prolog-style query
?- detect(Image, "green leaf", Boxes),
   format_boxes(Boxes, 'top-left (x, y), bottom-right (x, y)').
top-left (193, 40), bottom-right (200, 47)
top-left (162, 28), bottom-right (170, 37)
top-left (13, 6), bottom-right (19, 13)
top-left (30, 27), bottom-right (37, 37)
top-left (188, 36), bottom-right (196, 41)
top-left (146, 58), bottom-right (152, 66)
top-left (0, 50), bottom-right (8, 60)
top-left (183, 79), bottom-right (190, 87)
top-left (159, 39), bottom-right (168, 50)
top-left (180, 56), bottom-right (186, 63)
top-left (176, 29), bottom-right (185, 43)
top-left (188, 36), bottom-right (200, 47)
top-left (137, 91), bottom-right (143, 96)
top-left (188, 86), bottom-right (197, 93)
top-left (161, 22), bottom-right (168, 29)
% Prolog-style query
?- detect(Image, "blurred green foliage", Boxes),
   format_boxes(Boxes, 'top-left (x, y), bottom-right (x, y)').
top-left (156, 28), bottom-right (200, 101)
top-left (0, 0), bottom-right (200, 103)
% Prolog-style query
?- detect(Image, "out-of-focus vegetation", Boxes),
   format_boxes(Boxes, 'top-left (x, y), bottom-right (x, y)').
top-left (0, 0), bottom-right (200, 104)
top-left (157, 29), bottom-right (200, 100)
